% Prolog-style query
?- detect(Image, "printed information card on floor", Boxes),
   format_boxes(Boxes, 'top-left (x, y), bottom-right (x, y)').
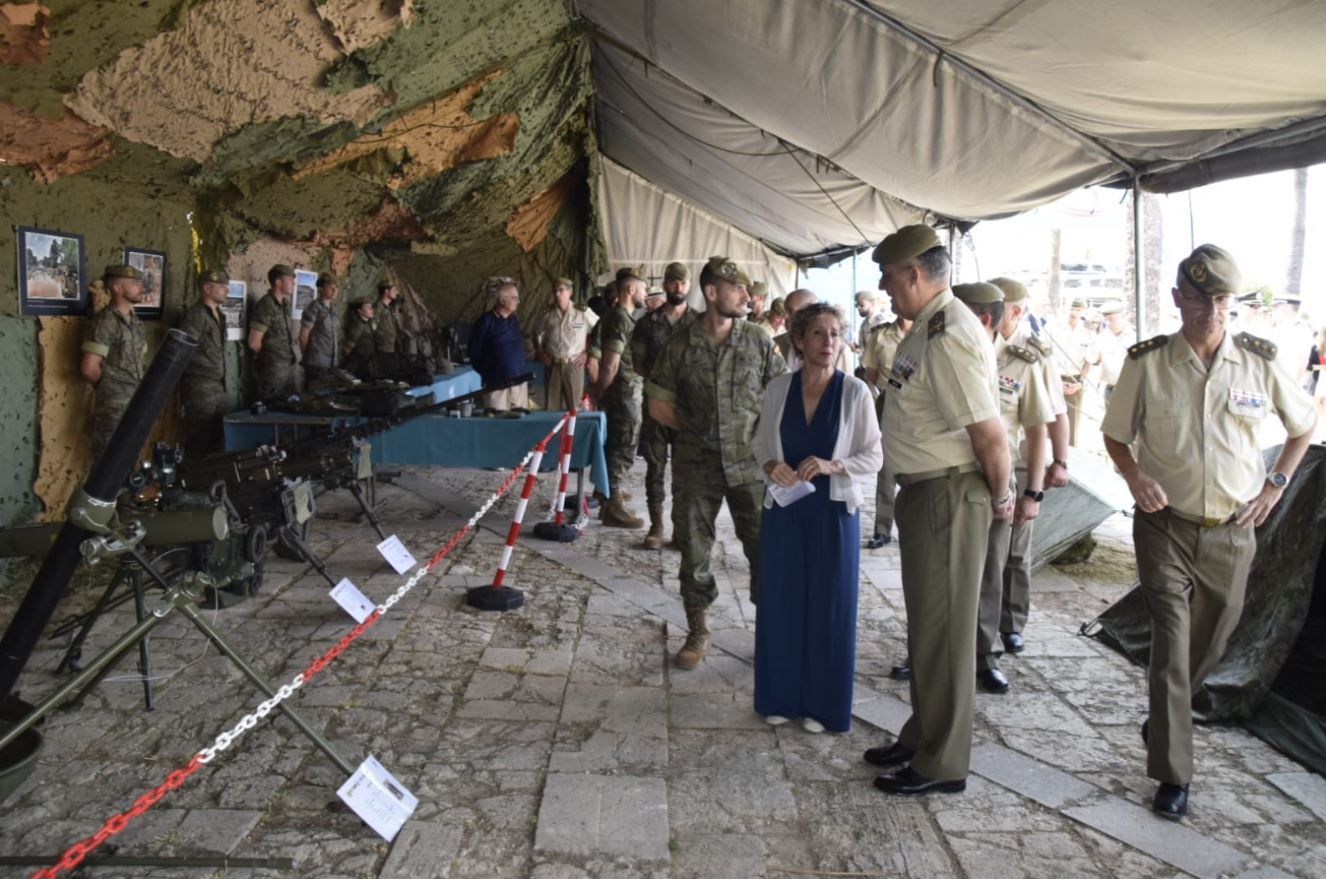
top-left (329, 578), bottom-right (375, 623)
top-left (376, 534), bottom-right (417, 575)
top-left (337, 755), bottom-right (417, 842)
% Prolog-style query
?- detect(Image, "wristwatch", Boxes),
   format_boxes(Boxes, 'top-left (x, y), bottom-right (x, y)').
top-left (1023, 488), bottom-right (1045, 502)
top-left (1267, 471), bottom-right (1289, 489)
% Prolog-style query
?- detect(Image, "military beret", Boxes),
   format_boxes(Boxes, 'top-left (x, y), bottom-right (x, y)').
top-left (871, 224), bottom-right (942, 266)
top-left (1179, 244), bottom-right (1240, 296)
top-left (377, 279), bottom-right (396, 292)
top-left (553, 277), bottom-right (574, 289)
top-left (269, 263), bottom-right (295, 279)
top-left (103, 264), bottom-right (143, 281)
top-left (1099, 300), bottom-right (1123, 316)
top-left (952, 282), bottom-right (1004, 305)
top-left (703, 256), bottom-right (752, 288)
top-left (750, 281), bottom-right (769, 298)
top-left (616, 265), bottom-right (647, 285)
top-left (316, 272), bottom-right (337, 287)
top-left (768, 297), bottom-right (787, 317)
top-left (988, 277), bottom-right (1028, 304)
top-left (854, 289), bottom-right (877, 303)
top-left (664, 261), bottom-right (689, 282)
top-left (199, 269), bottom-right (229, 285)
top-left (1070, 297), bottom-right (1087, 309)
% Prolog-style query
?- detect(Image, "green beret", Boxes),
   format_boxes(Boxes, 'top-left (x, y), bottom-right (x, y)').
top-left (1179, 244), bottom-right (1240, 296)
top-left (988, 277), bottom-right (1028, 304)
top-left (704, 256), bottom-right (751, 288)
top-left (269, 263), bottom-right (295, 279)
top-left (316, 272), bottom-right (337, 287)
top-left (750, 281), bottom-right (769, 298)
top-left (871, 224), bottom-right (942, 266)
top-left (199, 269), bottom-right (229, 285)
top-left (103, 264), bottom-right (142, 281)
top-left (1099, 300), bottom-right (1123, 316)
top-left (1070, 297), bottom-right (1087, 309)
top-left (952, 282), bottom-right (1004, 305)
top-left (664, 261), bottom-right (689, 282)
top-left (616, 265), bottom-right (647, 285)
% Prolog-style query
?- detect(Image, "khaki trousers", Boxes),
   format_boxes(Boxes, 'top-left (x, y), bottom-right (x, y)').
top-left (545, 361), bottom-right (583, 412)
top-left (483, 382), bottom-right (529, 411)
top-left (896, 470), bottom-right (993, 780)
top-left (1134, 509), bottom-right (1255, 785)
top-left (1001, 510), bottom-right (1035, 634)
top-left (976, 472), bottom-right (1018, 671)
top-left (872, 393), bottom-right (896, 534)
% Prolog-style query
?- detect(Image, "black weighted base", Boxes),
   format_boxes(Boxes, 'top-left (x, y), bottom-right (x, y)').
top-left (532, 522), bottom-right (578, 542)
top-left (465, 585), bottom-right (525, 611)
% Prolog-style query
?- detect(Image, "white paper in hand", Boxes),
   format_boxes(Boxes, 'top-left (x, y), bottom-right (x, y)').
top-left (337, 755), bottom-right (418, 841)
top-left (329, 578), bottom-right (375, 623)
top-left (769, 480), bottom-right (816, 507)
top-left (376, 535), bottom-right (417, 575)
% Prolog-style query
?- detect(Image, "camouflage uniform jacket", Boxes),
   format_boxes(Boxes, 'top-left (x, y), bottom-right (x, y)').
top-left (82, 306), bottom-right (146, 404)
top-left (300, 299), bottom-right (339, 368)
top-left (631, 307), bottom-right (694, 382)
top-left (345, 315), bottom-right (378, 359)
top-left (374, 299), bottom-right (399, 353)
top-left (177, 302), bottom-right (228, 394)
top-left (646, 319), bottom-right (788, 485)
top-left (250, 292), bottom-right (297, 368)
top-left (599, 305), bottom-right (641, 388)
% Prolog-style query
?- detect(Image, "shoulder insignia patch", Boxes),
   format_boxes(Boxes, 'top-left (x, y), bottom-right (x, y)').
top-left (1008, 344), bottom-right (1039, 363)
top-left (1027, 333), bottom-right (1052, 356)
top-left (1128, 334), bottom-right (1169, 360)
top-left (1236, 332), bottom-right (1277, 360)
top-left (927, 310), bottom-right (946, 339)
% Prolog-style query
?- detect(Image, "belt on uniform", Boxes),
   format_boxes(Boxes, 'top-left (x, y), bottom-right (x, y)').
top-left (552, 357), bottom-right (573, 364)
top-left (1164, 508), bottom-right (1236, 528)
top-left (895, 462), bottom-right (981, 488)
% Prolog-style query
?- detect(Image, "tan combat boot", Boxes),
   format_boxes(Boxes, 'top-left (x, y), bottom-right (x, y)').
top-left (601, 496), bottom-right (644, 528)
top-left (674, 607), bottom-right (710, 669)
top-left (642, 504), bottom-right (665, 549)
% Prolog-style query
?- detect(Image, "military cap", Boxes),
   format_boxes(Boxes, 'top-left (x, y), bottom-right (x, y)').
top-left (316, 272), bottom-right (337, 287)
top-left (351, 297), bottom-right (374, 310)
top-left (854, 289), bottom-right (877, 303)
top-left (988, 277), bottom-right (1028, 304)
top-left (768, 297), bottom-right (787, 317)
top-left (103, 264), bottom-right (143, 281)
top-left (1274, 294), bottom-right (1302, 307)
top-left (553, 277), bottom-right (574, 289)
top-left (703, 256), bottom-right (752, 287)
top-left (750, 281), bottom-right (769, 299)
top-left (1069, 297), bottom-right (1087, 309)
top-left (1237, 291), bottom-right (1263, 307)
top-left (871, 224), bottom-right (942, 266)
top-left (199, 269), bottom-right (229, 285)
top-left (616, 265), bottom-right (647, 285)
top-left (952, 282), bottom-right (1004, 305)
top-left (1099, 300), bottom-right (1123, 316)
top-left (646, 286), bottom-right (665, 298)
top-left (377, 279), bottom-right (396, 292)
top-left (663, 261), bottom-right (690, 282)
top-left (1178, 244), bottom-right (1240, 296)
top-left (269, 263), bottom-right (295, 279)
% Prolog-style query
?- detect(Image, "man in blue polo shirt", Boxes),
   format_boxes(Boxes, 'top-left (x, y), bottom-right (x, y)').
top-left (469, 276), bottom-right (529, 410)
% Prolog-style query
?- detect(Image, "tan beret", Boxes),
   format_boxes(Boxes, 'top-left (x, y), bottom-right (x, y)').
top-left (553, 277), bottom-right (574, 289)
top-left (664, 261), bottom-right (689, 282)
top-left (768, 297), bottom-right (787, 317)
top-left (952, 282), bottom-right (1004, 305)
top-left (854, 289), bottom-right (877, 303)
top-left (750, 280), bottom-right (768, 298)
top-left (1179, 244), bottom-right (1240, 296)
top-left (871, 224), bottom-right (942, 266)
top-left (199, 269), bottom-right (229, 285)
top-left (988, 277), bottom-right (1028, 304)
top-left (103, 264), bottom-right (143, 281)
top-left (704, 256), bottom-right (751, 288)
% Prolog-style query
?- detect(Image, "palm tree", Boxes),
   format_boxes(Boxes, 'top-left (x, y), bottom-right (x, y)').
top-left (1285, 167), bottom-right (1308, 298)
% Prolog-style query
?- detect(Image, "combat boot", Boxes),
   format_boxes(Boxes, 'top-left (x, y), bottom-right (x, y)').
top-left (674, 607), bottom-right (710, 669)
top-left (601, 496), bottom-right (644, 528)
top-left (643, 504), bottom-right (665, 549)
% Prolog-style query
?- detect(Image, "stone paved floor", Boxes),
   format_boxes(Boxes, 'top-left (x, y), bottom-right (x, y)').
top-left (1, 455), bottom-right (1323, 879)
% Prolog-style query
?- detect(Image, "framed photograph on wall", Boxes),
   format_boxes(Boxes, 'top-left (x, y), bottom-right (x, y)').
top-left (223, 280), bottom-right (247, 341)
top-left (292, 269), bottom-right (317, 321)
top-left (124, 247), bottom-right (166, 319)
top-left (17, 226), bottom-right (87, 316)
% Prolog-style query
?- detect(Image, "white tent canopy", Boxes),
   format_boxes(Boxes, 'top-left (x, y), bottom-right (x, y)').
top-left (580, 0), bottom-right (1326, 259)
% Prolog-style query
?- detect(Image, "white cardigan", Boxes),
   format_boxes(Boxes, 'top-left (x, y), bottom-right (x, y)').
top-left (752, 371), bottom-right (884, 513)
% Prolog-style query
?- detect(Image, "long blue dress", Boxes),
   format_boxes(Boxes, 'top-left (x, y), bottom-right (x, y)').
top-left (754, 370), bottom-right (860, 732)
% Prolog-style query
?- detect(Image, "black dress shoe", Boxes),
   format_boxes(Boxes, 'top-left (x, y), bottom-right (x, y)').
top-left (1140, 718), bottom-right (1149, 745)
top-left (873, 766), bottom-right (966, 795)
top-left (977, 668), bottom-right (1010, 694)
top-left (863, 741), bottom-right (915, 768)
top-left (890, 661), bottom-right (912, 680)
top-left (866, 532), bottom-right (892, 549)
top-left (1152, 782), bottom-right (1188, 819)
top-left (1000, 632), bottom-right (1025, 653)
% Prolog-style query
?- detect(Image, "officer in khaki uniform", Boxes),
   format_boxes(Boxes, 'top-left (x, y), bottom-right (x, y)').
top-left (862, 226), bottom-right (1012, 795)
top-left (177, 269), bottom-right (232, 455)
top-left (952, 283), bottom-right (1055, 695)
top-left (248, 264), bottom-right (299, 400)
top-left (862, 314), bottom-right (911, 547)
top-left (1102, 244), bottom-right (1316, 819)
top-left (587, 267), bottom-right (648, 528)
top-left (631, 262), bottom-right (694, 549)
top-left (80, 265), bottom-right (148, 458)
top-left (535, 277), bottom-right (597, 411)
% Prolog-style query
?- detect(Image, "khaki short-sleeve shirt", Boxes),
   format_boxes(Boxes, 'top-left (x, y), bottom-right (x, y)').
top-left (995, 343), bottom-right (1057, 466)
top-left (882, 289), bottom-right (1000, 475)
top-left (537, 304), bottom-right (597, 361)
top-left (1004, 323), bottom-right (1068, 417)
top-left (867, 320), bottom-right (907, 391)
top-left (1101, 331), bottom-right (1317, 521)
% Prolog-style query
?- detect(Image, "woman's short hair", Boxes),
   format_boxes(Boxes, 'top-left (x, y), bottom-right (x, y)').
top-left (789, 302), bottom-right (844, 352)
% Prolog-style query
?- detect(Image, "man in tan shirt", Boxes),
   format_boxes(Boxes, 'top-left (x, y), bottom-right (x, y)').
top-left (862, 314), bottom-right (911, 548)
top-left (534, 278), bottom-right (597, 411)
top-left (862, 225), bottom-right (1012, 796)
top-left (1102, 244), bottom-right (1317, 820)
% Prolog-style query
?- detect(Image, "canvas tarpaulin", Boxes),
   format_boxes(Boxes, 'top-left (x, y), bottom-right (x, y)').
top-left (1085, 446), bottom-right (1326, 774)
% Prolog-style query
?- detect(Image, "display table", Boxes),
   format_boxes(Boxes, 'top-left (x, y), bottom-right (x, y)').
top-left (406, 365), bottom-right (482, 401)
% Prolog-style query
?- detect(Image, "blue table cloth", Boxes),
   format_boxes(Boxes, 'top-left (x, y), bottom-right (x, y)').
top-left (406, 366), bottom-right (482, 401)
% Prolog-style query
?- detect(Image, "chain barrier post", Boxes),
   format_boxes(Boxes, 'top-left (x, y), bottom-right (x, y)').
top-left (532, 405), bottom-right (579, 542)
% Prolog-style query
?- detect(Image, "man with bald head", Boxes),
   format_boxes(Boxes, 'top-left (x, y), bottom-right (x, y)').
top-left (775, 289), bottom-right (849, 371)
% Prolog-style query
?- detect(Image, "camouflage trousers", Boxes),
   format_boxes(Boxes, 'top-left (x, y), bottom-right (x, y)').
top-left (90, 400), bottom-right (128, 461)
top-left (181, 384), bottom-right (231, 457)
top-left (673, 444), bottom-right (764, 609)
top-left (255, 362), bottom-right (297, 401)
top-left (640, 415), bottom-right (677, 511)
top-left (601, 380), bottom-right (642, 498)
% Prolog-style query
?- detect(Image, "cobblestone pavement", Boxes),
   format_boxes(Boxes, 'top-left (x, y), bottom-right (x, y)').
top-left (1, 455), bottom-right (1323, 879)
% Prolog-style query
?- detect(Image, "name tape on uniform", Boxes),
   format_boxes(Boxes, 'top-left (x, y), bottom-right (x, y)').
top-left (337, 755), bottom-right (417, 841)
top-left (376, 535), bottom-right (417, 575)
top-left (329, 577), bottom-right (375, 623)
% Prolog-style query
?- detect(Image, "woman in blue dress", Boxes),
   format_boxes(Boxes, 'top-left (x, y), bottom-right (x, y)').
top-left (753, 303), bottom-right (883, 732)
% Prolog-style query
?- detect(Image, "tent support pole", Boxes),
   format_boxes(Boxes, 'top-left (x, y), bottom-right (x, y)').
top-left (1132, 177), bottom-right (1144, 342)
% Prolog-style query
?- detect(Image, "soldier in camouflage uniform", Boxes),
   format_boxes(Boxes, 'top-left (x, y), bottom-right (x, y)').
top-left (177, 269), bottom-right (232, 456)
top-left (587, 268), bottom-right (648, 527)
top-left (299, 272), bottom-right (340, 383)
top-left (631, 261), bottom-right (693, 549)
top-left (344, 299), bottom-right (378, 367)
top-left (374, 280), bottom-right (401, 353)
top-left (248, 264), bottom-right (299, 400)
top-left (647, 256), bottom-right (788, 669)
top-left (80, 265), bottom-right (147, 459)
